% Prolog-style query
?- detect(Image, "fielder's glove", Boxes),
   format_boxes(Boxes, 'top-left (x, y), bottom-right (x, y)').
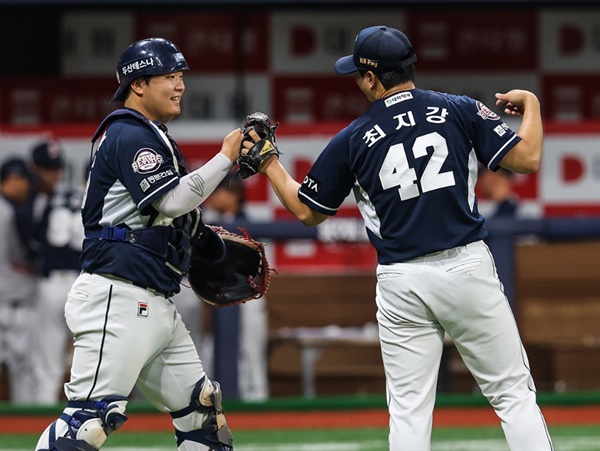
top-left (188, 226), bottom-right (272, 307)
top-left (237, 112), bottom-right (280, 179)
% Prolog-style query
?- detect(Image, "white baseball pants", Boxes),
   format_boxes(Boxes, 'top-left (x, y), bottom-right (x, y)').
top-left (376, 240), bottom-right (553, 451)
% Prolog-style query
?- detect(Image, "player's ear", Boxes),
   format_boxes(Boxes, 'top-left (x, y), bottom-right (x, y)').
top-left (366, 71), bottom-right (378, 86)
top-left (130, 78), bottom-right (146, 97)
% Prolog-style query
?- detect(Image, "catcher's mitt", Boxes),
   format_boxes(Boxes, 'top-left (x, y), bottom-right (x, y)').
top-left (237, 112), bottom-right (280, 179)
top-left (188, 226), bottom-right (272, 307)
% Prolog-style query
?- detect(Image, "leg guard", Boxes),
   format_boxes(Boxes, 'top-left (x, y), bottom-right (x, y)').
top-left (37, 396), bottom-right (128, 451)
top-left (171, 378), bottom-right (234, 451)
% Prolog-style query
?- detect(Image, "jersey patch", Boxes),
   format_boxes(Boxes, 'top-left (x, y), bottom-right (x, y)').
top-left (494, 123), bottom-right (509, 137)
top-left (139, 169), bottom-right (175, 192)
top-left (476, 101), bottom-right (500, 121)
top-left (132, 148), bottom-right (164, 174)
top-left (140, 179), bottom-right (151, 192)
top-left (385, 92), bottom-right (413, 107)
top-left (302, 174), bottom-right (321, 193)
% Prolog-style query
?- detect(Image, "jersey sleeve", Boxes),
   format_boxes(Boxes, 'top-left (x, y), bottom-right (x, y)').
top-left (298, 126), bottom-right (356, 216)
top-left (109, 122), bottom-right (181, 214)
top-left (462, 97), bottom-right (521, 171)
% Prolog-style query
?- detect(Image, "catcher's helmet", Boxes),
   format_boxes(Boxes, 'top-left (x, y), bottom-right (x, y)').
top-left (111, 37), bottom-right (189, 103)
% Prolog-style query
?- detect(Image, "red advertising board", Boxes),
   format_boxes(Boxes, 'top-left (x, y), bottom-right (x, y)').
top-left (0, 77), bottom-right (116, 125)
top-left (406, 11), bottom-right (538, 71)
top-left (542, 75), bottom-right (600, 121)
top-left (273, 76), bottom-right (370, 122)
top-left (134, 13), bottom-right (269, 72)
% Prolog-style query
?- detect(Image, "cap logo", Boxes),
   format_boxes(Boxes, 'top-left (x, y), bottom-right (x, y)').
top-left (121, 57), bottom-right (155, 76)
top-left (359, 57), bottom-right (378, 69)
top-left (174, 52), bottom-right (185, 62)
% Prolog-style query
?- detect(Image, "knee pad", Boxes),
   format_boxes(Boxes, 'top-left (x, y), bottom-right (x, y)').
top-left (48, 396), bottom-right (128, 451)
top-left (171, 377), bottom-right (234, 451)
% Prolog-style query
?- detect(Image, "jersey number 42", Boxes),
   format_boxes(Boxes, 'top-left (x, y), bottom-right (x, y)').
top-left (379, 131), bottom-right (456, 200)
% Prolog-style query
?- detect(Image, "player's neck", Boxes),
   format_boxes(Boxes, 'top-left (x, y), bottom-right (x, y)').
top-left (377, 82), bottom-right (416, 100)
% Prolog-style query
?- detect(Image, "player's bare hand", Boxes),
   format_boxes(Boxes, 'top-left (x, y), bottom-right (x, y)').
top-left (495, 90), bottom-right (539, 117)
top-left (220, 128), bottom-right (244, 163)
top-left (241, 129), bottom-right (261, 154)
top-left (240, 128), bottom-right (278, 175)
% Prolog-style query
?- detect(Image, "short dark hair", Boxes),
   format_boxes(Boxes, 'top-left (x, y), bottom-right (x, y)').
top-left (360, 64), bottom-right (415, 90)
top-left (217, 172), bottom-right (246, 204)
top-left (123, 75), bottom-right (154, 101)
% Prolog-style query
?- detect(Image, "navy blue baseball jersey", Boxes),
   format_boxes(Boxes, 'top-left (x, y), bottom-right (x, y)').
top-left (81, 108), bottom-right (197, 294)
top-left (35, 188), bottom-right (84, 276)
top-left (298, 89), bottom-right (520, 264)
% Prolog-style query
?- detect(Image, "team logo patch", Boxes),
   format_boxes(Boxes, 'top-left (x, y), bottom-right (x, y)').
top-left (132, 148), bottom-right (164, 174)
top-left (137, 302), bottom-right (149, 317)
top-left (476, 101), bottom-right (500, 121)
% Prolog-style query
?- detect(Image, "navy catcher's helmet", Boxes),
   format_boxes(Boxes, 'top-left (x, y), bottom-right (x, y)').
top-left (111, 37), bottom-right (189, 103)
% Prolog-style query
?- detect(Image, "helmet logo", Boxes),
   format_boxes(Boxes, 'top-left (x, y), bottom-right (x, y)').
top-left (121, 57), bottom-right (156, 77)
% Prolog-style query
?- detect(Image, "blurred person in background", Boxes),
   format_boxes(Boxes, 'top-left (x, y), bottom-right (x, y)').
top-left (29, 140), bottom-right (85, 405)
top-left (478, 165), bottom-right (520, 219)
top-left (201, 172), bottom-right (269, 401)
top-left (0, 157), bottom-right (38, 404)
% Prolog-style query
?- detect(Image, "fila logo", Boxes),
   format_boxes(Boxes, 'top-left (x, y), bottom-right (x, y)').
top-left (137, 302), bottom-right (149, 317)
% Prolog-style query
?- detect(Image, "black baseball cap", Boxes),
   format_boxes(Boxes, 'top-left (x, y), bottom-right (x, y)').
top-left (31, 140), bottom-right (65, 169)
top-left (0, 158), bottom-right (31, 182)
top-left (334, 26), bottom-right (417, 75)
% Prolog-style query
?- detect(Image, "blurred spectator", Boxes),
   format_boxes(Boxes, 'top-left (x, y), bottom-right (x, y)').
top-left (0, 158), bottom-right (38, 404)
top-left (203, 171), bottom-right (246, 223)
top-left (203, 172), bottom-right (269, 401)
top-left (29, 140), bottom-right (84, 404)
top-left (478, 165), bottom-right (520, 218)
top-left (31, 140), bottom-right (65, 196)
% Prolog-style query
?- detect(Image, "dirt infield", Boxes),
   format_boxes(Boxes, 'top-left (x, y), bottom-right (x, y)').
top-left (2, 405), bottom-right (599, 434)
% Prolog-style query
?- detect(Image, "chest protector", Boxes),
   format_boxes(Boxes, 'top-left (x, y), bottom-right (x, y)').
top-left (87, 108), bottom-right (197, 277)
